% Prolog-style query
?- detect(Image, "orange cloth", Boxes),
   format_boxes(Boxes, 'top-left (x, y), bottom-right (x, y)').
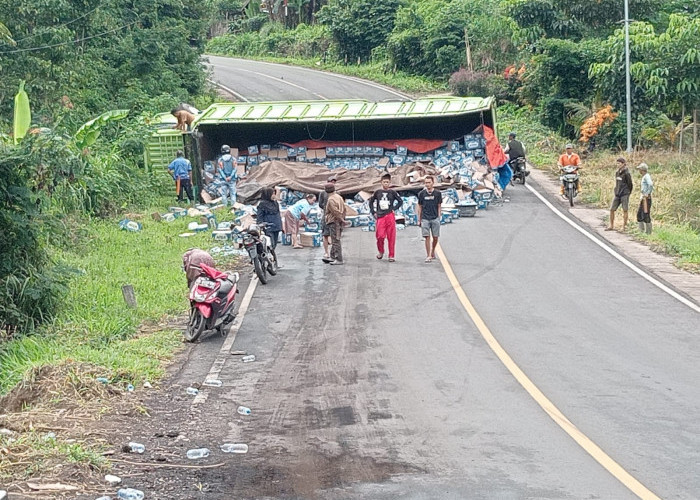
top-left (558, 153), bottom-right (580, 167)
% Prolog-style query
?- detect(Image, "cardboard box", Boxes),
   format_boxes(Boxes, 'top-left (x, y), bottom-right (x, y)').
top-left (378, 157), bottom-right (390, 168)
top-left (311, 149), bottom-right (326, 160)
top-left (345, 203), bottom-right (359, 217)
top-left (356, 190), bottom-right (372, 202)
top-left (300, 231), bottom-right (322, 247)
top-left (248, 145), bottom-right (259, 155)
top-left (260, 144), bottom-right (271, 153)
top-left (305, 149), bottom-right (317, 160)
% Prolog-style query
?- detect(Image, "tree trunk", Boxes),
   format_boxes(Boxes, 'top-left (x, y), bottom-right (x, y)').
top-left (694, 108), bottom-right (698, 156)
top-left (680, 103), bottom-right (684, 154)
top-left (464, 27), bottom-right (473, 72)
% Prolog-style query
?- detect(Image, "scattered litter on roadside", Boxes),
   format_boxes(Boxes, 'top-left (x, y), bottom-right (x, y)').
top-left (203, 379), bottom-right (223, 387)
top-left (0, 490), bottom-right (6, 500)
top-left (118, 219), bottom-right (142, 232)
top-left (96, 377), bottom-right (109, 384)
top-left (143, 381), bottom-right (152, 389)
top-left (241, 354), bottom-right (256, 363)
top-left (237, 406), bottom-right (251, 415)
top-left (126, 384), bottom-right (135, 392)
top-left (0, 428), bottom-right (13, 436)
top-left (105, 474), bottom-right (122, 486)
top-left (127, 442), bottom-right (145, 454)
top-left (186, 387), bottom-right (199, 396)
top-left (179, 232), bottom-right (196, 237)
top-left (186, 448), bottom-right (210, 459)
top-left (95, 496), bottom-right (112, 500)
top-left (44, 432), bottom-right (56, 440)
top-left (230, 350), bottom-right (246, 356)
top-left (220, 443), bottom-right (248, 454)
top-left (117, 487), bottom-right (144, 500)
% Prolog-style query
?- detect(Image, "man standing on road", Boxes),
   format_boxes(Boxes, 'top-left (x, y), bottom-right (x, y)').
top-left (417, 175), bottom-right (442, 263)
top-left (606, 157), bottom-right (633, 232)
top-left (318, 175), bottom-right (338, 260)
top-left (167, 150), bottom-right (194, 204)
top-left (322, 183), bottom-right (346, 266)
top-left (558, 143), bottom-right (581, 195)
top-left (285, 194), bottom-right (317, 249)
top-left (636, 162), bottom-right (654, 234)
top-left (217, 145), bottom-right (239, 207)
top-left (369, 173), bottom-right (403, 262)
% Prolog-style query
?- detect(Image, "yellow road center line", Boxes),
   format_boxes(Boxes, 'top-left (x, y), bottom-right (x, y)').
top-left (435, 243), bottom-right (661, 500)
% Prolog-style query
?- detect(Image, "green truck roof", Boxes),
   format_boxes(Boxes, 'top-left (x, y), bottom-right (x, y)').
top-left (193, 96), bottom-right (495, 125)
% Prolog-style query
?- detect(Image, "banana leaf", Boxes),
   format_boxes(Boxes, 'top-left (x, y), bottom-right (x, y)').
top-left (13, 80), bottom-right (31, 144)
top-left (74, 109), bottom-right (129, 149)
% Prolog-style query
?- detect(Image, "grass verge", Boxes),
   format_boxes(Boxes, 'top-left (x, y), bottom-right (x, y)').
top-left (0, 201), bottom-right (239, 396)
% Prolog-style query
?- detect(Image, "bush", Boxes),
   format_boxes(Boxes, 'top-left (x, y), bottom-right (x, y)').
top-left (449, 69), bottom-right (508, 99)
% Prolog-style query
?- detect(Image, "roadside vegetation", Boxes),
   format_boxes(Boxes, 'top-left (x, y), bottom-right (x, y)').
top-left (0, 0), bottom-right (697, 425)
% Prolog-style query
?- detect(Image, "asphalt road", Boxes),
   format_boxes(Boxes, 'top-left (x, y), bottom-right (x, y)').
top-left (159, 58), bottom-right (700, 498)
top-left (204, 56), bottom-right (411, 101)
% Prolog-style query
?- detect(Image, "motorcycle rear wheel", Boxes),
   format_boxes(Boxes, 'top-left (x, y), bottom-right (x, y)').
top-left (254, 254), bottom-right (268, 284)
top-left (267, 248), bottom-right (278, 276)
top-left (185, 308), bottom-right (207, 342)
top-left (567, 187), bottom-right (575, 207)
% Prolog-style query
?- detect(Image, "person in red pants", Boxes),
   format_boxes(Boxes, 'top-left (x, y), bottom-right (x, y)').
top-left (369, 173), bottom-right (403, 262)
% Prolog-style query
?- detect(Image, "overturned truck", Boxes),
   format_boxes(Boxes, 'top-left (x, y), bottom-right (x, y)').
top-left (145, 96), bottom-right (503, 205)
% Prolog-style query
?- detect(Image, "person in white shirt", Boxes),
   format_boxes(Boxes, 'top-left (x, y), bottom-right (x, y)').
top-left (636, 162), bottom-right (654, 234)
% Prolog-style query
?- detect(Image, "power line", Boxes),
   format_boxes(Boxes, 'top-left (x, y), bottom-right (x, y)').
top-left (0, 21), bottom-right (138, 54)
top-left (11, 5), bottom-right (102, 44)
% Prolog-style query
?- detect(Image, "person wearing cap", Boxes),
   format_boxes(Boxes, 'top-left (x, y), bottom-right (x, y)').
top-left (636, 162), bottom-right (654, 234)
top-left (322, 183), bottom-right (346, 265)
top-left (167, 150), bottom-right (194, 204)
top-left (606, 157), bottom-right (633, 231)
top-left (558, 144), bottom-right (581, 195)
top-left (318, 175), bottom-right (338, 260)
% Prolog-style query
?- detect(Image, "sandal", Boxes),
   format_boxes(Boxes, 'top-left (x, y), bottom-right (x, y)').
top-left (425, 257), bottom-right (432, 263)
top-left (388, 257), bottom-right (395, 262)
top-left (376, 254), bottom-right (383, 260)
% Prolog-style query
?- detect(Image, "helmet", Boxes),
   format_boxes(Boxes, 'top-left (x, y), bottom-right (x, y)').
top-left (221, 144), bottom-right (231, 154)
top-left (508, 132), bottom-right (516, 139)
top-left (247, 224), bottom-right (260, 237)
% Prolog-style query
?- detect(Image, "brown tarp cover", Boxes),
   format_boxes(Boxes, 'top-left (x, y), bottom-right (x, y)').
top-left (237, 160), bottom-right (453, 202)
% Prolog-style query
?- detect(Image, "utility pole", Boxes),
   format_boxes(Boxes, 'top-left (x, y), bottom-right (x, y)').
top-left (624, 0), bottom-right (633, 152)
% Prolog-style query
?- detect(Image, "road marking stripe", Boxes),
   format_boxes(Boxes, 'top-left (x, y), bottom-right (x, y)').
top-left (526, 184), bottom-right (700, 314)
top-left (435, 243), bottom-right (661, 500)
top-left (227, 67), bottom-right (327, 99)
top-left (191, 275), bottom-right (259, 407)
top-left (206, 78), bottom-right (249, 102)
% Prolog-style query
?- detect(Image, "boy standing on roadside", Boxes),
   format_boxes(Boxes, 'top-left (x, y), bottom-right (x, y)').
top-left (322, 183), bottom-right (347, 265)
top-left (636, 162), bottom-right (654, 234)
top-left (417, 175), bottom-right (442, 262)
top-left (606, 157), bottom-right (633, 232)
top-left (369, 173), bottom-right (403, 262)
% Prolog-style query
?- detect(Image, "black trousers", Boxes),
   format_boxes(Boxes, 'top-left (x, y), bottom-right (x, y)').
top-left (178, 178), bottom-right (194, 202)
top-left (636, 197), bottom-right (652, 223)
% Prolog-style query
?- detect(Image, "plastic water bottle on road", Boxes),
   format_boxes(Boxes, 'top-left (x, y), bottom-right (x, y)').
top-left (241, 355), bottom-right (255, 363)
top-left (220, 443), bottom-right (248, 454)
top-left (187, 448), bottom-right (211, 459)
top-left (237, 406), bottom-right (251, 415)
top-left (105, 474), bottom-right (122, 485)
top-left (203, 379), bottom-right (223, 387)
top-left (128, 442), bottom-right (145, 454)
top-left (186, 387), bottom-right (199, 395)
top-left (117, 488), bottom-right (144, 500)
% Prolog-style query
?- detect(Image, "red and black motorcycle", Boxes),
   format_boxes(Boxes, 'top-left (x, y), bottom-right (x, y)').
top-left (185, 263), bottom-right (239, 342)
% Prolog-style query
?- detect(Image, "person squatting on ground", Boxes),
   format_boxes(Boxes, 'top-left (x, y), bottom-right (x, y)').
top-left (318, 175), bottom-right (338, 259)
top-left (606, 157), bottom-right (633, 232)
top-left (285, 194), bottom-right (317, 249)
top-left (558, 143), bottom-right (581, 195)
top-left (369, 173), bottom-right (403, 262)
top-left (217, 145), bottom-right (239, 206)
top-left (417, 175), bottom-right (443, 263)
top-left (636, 162), bottom-right (654, 234)
top-left (256, 187), bottom-right (283, 250)
top-left (322, 183), bottom-right (347, 266)
top-left (167, 150), bottom-right (194, 204)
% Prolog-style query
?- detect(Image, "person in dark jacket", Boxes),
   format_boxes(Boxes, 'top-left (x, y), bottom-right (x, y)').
top-left (256, 187), bottom-right (282, 249)
top-left (606, 157), bottom-right (634, 232)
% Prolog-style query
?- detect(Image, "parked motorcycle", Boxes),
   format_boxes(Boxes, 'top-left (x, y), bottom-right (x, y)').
top-left (560, 165), bottom-right (580, 207)
top-left (242, 223), bottom-right (277, 284)
top-left (510, 157), bottom-right (528, 185)
top-left (185, 263), bottom-right (239, 342)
